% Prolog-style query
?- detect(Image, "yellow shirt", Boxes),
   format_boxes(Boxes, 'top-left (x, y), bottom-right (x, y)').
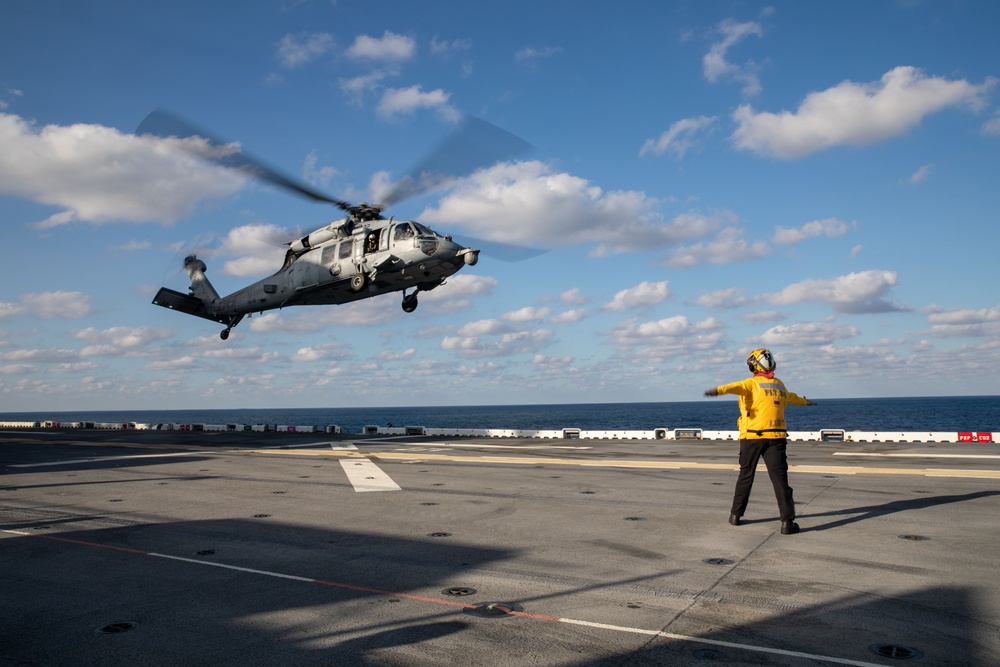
top-left (715, 375), bottom-right (810, 439)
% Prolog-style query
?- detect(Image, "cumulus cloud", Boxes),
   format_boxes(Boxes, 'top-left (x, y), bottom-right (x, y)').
top-left (346, 31), bottom-right (416, 62)
top-left (608, 315), bottom-right (727, 362)
top-left (772, 217), bottom-right (851, 245)
top-left (74, 325), bottom-right (175, 356)
top-left (926, 303), bottom-right (1000, 338)
top-left (0, 113), bottom-right (244, 227)
top-left (276, 33), bottom-right (335, 68)
top-left (732, 66), bottom-right (996, 159)
top-left (664, 226), bottom-right (769, 268)
top-left (984, 111), bottom-right (1000, 136)
top-left (442, 326), bottom-right (554, 359)
top-left (216, 223), bottom-right (293, 277)
top-left (763, 270), bottom-right (907, 314)
top-left (703, 19), bottom-right (764, 96)
top-left (755, 322), bottom-right (859, 346)
top-left (640, 115), bottom-right (717, 159)
top-left (376, 85), bottom-right (460, 121)
top-left (503, 306), bottom-right (552, 323)
top-left (603, 281), bottom-right (671, 311)
top-left (696, 287), bottom-right (748, 309)
top-left (559, 288), bottom-right (587, 305)
top-left (421, 161), bottom-right (722, 257)
top-left (550, 309), bottom-right (587, 325)
top-left (0, 291), bottom-right (92, 319)
top-left (418, 274), bottom-right (498, 313)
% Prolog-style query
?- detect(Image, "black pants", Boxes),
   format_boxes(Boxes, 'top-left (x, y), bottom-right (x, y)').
top-left (730, 438), bottom-right (795, 521)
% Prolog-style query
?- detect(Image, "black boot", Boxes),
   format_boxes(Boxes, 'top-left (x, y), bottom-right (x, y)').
top-left (728, 514), bottom-right (741, 526)
top-left (780, 520), bottom-right (800, 535)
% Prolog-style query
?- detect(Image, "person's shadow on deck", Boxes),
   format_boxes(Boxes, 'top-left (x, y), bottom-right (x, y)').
top-left (798, 490), bottom-right (1000, 531)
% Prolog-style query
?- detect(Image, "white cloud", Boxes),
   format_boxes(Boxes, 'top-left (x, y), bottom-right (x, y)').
top-left (927, 304), bottom-right (1000, 325)
top-left (376, 85), bottom-right (460, 121)
top-left (418, 274), bottom-right (498, 313)
top-left (442, 327), bottom-right (554, 359)
top-left (603, 281), bottom-right (671, 311)
top-left (908, 164), bottom-right (932, 184)
top-left (559, 288), bottom-right (587, 305)
top-left (421, 161), bottom-right (722, 257)
top-left (926, 303), bottom-right (1000, 338)
top-left (0, 113), bottom-right (244, 226)
top-left (755, 322), bottom-right (860, 346)
top-left (0, 291), bottom-right (92, 319)
top-left (983, 110), bottom-right (1000, 136)
top-left (515, 46), bottom-right (563, 66)
top-left (75, 325), bottom-right (175, 356)
top-left (276, 33), bottom-right (335, 69)
top-left (732, 66), bottom-right (996, 159)
top-left (763, 270), bottom-right (907, 314)
top-left (217, 223), bottom-right (292, 277)
top-left (339, 71), bottom-right (390, 104)
top-left (346, 31), bottom-right (416, 62)
top-left (664, 226), bottom-right (769, 268)
top-left (696, 287), bottom-right (747, 309)
top-left (503, 306), bottom-right (552, 323)
top-left (703, 19), bottom-right (764, 96)
top-left (430, 36), bottom-right (472, 55)
top-left (772, 217), bottom-right (851, 245)
top-left (608, 315), bottom-right (727, 362)
top-left (640, 115), bottom-right (717, 159)
top-left (550, 309), bottom-right (587, 325)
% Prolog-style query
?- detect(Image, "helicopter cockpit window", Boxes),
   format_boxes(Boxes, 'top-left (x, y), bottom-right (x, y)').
top-left (412, 222), bottom-right (434, 236)
top-left (393, 223), bottom-right (415, 241)
top-left (339, 239), bottom-right (353, 260)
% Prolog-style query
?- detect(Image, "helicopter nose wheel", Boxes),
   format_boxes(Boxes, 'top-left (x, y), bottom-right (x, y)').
top-left (401, 291), bottom-right (418, 313)
top-left (220, 328), bottom-right (231, 340)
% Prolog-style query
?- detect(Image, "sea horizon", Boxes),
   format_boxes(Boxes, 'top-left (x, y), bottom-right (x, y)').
top-left (2, 395), bottom-right (997, 434)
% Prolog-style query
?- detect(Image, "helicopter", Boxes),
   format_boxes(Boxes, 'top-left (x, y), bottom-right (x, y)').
top-left (140, 110), bottom-right (531, 340)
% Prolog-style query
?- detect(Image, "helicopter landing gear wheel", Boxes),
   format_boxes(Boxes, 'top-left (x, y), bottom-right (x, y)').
top-left (350, 273), bottom-right (367, 292)
top-left (220, 328), bottom-right (230, 341)
top-left (402, 292), bottom-right (418, 313)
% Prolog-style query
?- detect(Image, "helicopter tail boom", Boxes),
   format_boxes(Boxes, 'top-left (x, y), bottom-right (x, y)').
top-left (151, 287), bottom-right (231, 325)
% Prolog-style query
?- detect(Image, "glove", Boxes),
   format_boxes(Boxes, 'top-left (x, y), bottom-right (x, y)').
top-left (704, 388), bottom-right (718, 397)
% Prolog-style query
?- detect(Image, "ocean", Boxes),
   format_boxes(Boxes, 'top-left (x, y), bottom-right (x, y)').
top-left (1, 396), bottom-right (998, 434)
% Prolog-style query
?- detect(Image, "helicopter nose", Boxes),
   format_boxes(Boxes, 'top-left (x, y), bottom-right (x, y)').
top-left (439, 238), bottom-right (479, 266)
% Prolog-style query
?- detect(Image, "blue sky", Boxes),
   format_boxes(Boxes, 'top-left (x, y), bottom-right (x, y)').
top-left (1, 0), bottom-right (998, 411)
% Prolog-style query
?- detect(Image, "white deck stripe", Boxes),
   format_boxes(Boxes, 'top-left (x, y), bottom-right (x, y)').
top-left (335, 444), bottom-right (401, 492)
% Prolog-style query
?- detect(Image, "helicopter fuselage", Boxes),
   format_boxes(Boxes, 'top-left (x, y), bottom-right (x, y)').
top-left (153, 216), bottom-right (479, 339)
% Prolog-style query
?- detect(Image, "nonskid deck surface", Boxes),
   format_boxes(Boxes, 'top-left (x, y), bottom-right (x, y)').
top-left (2, 429), bottom-right (999, 666)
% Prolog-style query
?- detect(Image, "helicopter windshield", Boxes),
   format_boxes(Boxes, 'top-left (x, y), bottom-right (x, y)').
top-left (412, 222), bottom-right (435, 236)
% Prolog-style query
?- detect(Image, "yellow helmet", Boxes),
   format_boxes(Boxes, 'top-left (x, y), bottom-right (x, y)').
top-left (747, 348), bottom-right (776, 374)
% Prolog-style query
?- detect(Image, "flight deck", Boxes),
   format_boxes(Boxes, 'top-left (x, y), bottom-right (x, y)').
top-left (2, 428), bottom-right (998, 665)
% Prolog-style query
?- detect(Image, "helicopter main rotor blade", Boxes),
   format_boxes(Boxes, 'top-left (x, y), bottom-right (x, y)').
top-left (380, 114), bottom-right (533, 207)
top-left (136, 109), bottom-right (354, 212)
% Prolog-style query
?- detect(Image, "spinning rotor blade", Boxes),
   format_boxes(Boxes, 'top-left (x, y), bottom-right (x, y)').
top-left (380, 114), bottom-right (533, 207)
top-left (136, 109), bottom-right (354, 212)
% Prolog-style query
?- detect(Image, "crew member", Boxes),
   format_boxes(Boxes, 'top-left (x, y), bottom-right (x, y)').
top-left (704, 348), bottom-right (816, 535)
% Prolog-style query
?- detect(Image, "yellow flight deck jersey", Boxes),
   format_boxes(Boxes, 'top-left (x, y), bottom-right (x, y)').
top-left (714, 375), bottom-right (810, 440)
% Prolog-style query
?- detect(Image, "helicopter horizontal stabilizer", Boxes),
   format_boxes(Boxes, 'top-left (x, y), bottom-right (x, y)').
top-left (152, 287), bottom-right (231, 325)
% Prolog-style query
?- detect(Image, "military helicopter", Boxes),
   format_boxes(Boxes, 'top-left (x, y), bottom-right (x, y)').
top-left (139, 110), bottom-right (531, 340)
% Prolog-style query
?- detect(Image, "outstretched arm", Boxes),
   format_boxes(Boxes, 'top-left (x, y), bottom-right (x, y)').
top-left (788, 392), bottom-right (817, 406)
